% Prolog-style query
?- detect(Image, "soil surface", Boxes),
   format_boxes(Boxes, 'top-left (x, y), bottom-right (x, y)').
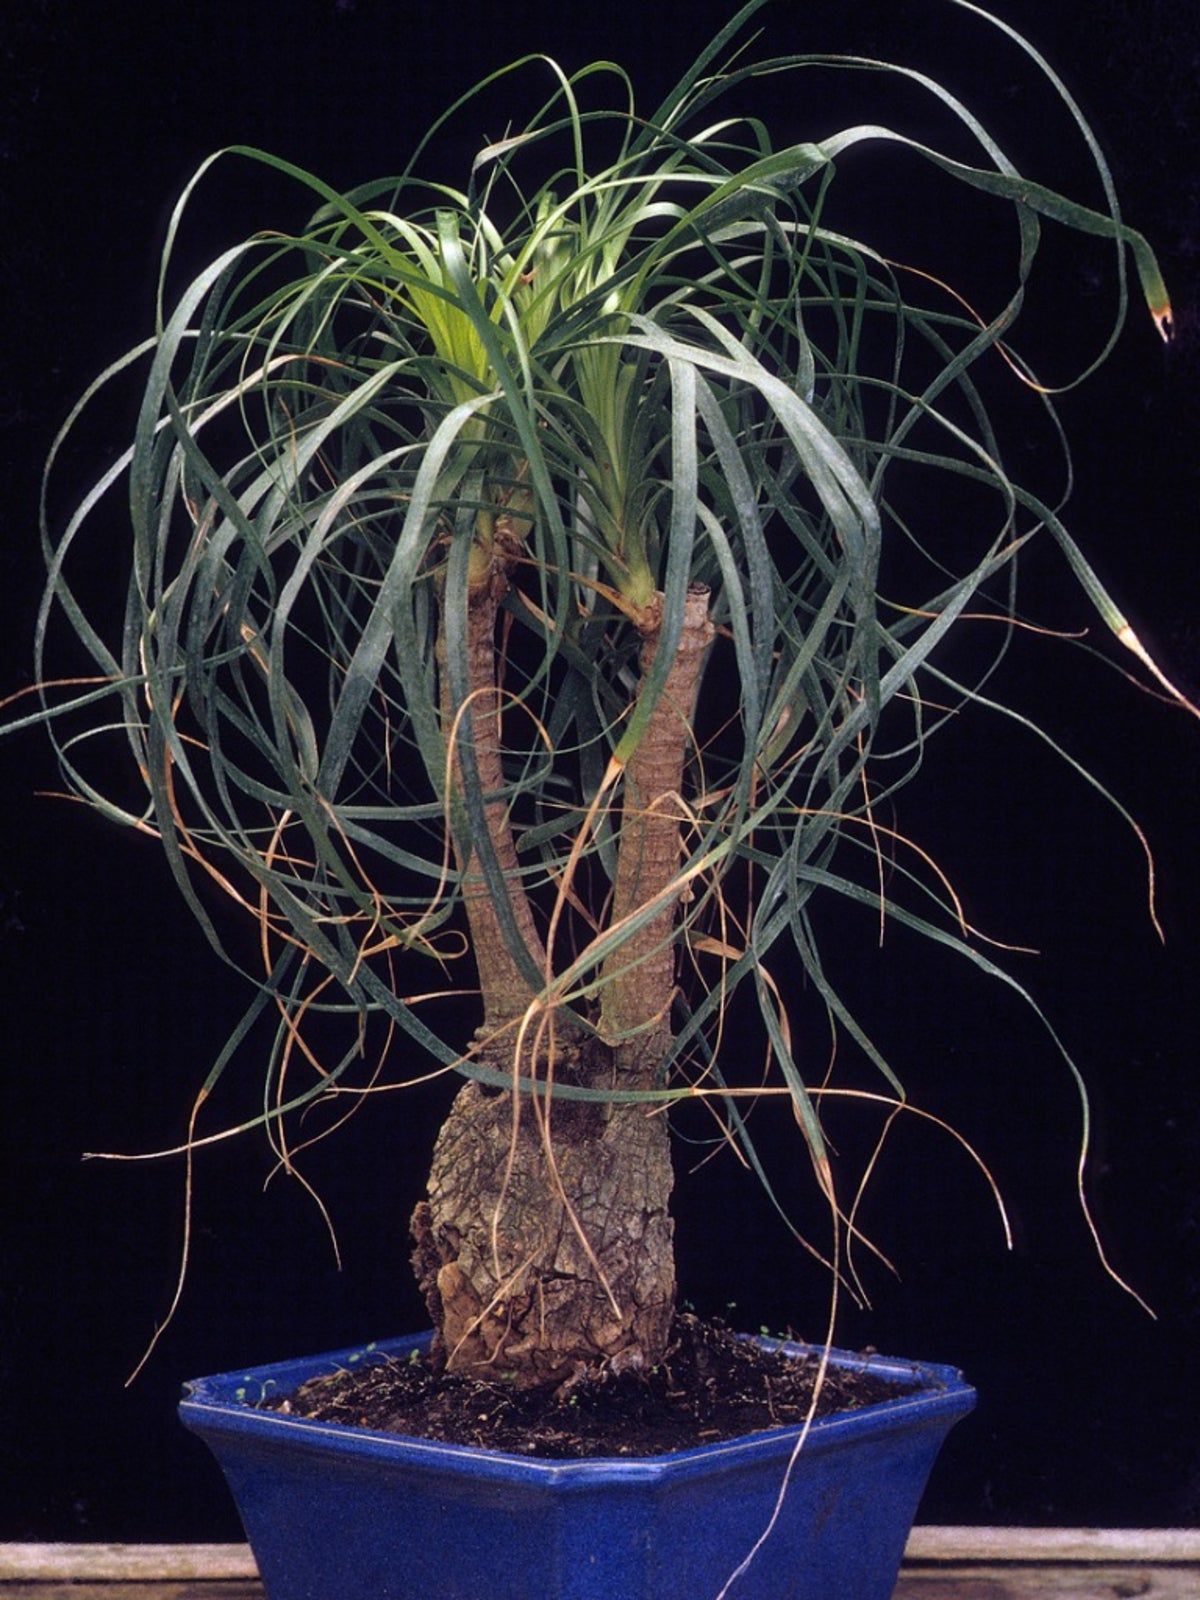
top-left (266, 1314), bottom-right (919, 1459)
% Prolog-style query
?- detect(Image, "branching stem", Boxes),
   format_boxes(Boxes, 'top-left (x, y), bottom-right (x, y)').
top-left (600, 585), bottom-right (715, 1083)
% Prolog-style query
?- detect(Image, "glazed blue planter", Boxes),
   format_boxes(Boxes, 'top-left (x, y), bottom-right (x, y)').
top-left (180, 1332), bottom-right (973, 1600)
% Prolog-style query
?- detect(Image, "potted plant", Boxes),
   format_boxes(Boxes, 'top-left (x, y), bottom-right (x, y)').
top-left (8, 0), bottom-right (1190, 1595)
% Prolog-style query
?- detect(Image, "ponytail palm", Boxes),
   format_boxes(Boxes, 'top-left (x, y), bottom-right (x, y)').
top-left (24, 0), bottom-right (1184, 1384)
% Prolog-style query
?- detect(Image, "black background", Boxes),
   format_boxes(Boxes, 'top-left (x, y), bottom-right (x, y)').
top-left (2, 0), bottom-right (1197, 1542)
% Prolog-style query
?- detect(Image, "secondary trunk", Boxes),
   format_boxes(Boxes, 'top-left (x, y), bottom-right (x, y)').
top-left (412, 521), bottom-right (712, 1385)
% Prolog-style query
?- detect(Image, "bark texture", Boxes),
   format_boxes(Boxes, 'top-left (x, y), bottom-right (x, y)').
top-left (413, 537), bottom-right (712, 1386)
top-left (600, 585), bottom-right (715, 1079)
top-left (437, 504), bottom-right (548, 1032)
top-left (411, 1084), bottom-right (675, 1385)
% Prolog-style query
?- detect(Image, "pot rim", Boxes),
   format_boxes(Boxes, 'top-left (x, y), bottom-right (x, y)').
top-left (179, 1330), bottom-right (976, 1486)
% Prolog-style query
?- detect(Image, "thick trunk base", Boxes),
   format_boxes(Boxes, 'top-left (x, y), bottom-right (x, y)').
top-left (411, 1080), bottom-right (675, 1387)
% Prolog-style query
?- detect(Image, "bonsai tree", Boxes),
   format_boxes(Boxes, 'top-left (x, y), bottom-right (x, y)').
top-left (13, 0), bottom-right (1190, 1390)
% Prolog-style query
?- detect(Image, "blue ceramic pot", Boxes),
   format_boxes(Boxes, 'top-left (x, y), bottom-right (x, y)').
top-left (180, 1332), bottom-right (973, 1600)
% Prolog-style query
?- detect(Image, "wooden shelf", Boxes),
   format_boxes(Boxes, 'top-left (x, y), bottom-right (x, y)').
top-left (2, 1531), bottom-right (1197, 1597)
top-left (0, 1589), bottom-right (264, 1600)
top-left (897, 1567), bottom-right (1197, 1597)
top-left (2, 1574), bottom-right (1197, 1599)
